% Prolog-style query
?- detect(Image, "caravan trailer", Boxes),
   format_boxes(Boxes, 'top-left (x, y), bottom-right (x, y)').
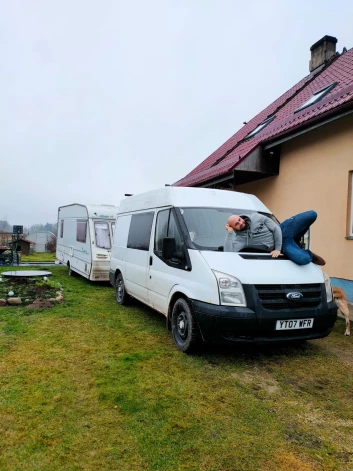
top-left (56, 204), bottom-right (118, 281)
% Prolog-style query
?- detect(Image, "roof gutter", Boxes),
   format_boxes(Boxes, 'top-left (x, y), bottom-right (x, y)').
top-left (264, 104), bottom-right (353, 149)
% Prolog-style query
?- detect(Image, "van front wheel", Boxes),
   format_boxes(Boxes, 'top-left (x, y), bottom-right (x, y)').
top-left (115, 273), bottom-right (130, 305)
top-left (171, 298), bottom-right (200, 353)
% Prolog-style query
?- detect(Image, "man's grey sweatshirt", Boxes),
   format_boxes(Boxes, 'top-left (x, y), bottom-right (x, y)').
top-left (224, 213), bottom-right (282, 252)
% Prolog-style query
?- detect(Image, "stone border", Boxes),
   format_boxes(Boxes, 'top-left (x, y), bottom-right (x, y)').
top-left (0, 287), bottom-right (64, 306)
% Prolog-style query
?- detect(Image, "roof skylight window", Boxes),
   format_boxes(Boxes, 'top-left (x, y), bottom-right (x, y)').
top-left (246, 115), bottom-right (276, 139)
top-left (295, 82), bottom-right (337, 113)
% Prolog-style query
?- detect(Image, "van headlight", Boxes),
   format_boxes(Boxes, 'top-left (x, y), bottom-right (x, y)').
top-left (323, 271), bottom-right (333, 302)
top-left (212, 270), bottom-right (246, 307)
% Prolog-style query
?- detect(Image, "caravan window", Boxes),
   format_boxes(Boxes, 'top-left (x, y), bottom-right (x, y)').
top-left (60, 220), bottom-right (64, 238)
top-left (95, 221), bottom-right (111, 249)
top-left (76, 220), bottom-right (87, 243)
top-left (127, 212), bottom-right (154, 251)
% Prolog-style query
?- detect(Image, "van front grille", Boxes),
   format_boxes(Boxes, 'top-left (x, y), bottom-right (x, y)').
top-left (255, 284), bottom-right (322, 311)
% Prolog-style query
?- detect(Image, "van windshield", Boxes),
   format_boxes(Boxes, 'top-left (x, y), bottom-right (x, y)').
top-left (179, 207), bottom-right (275, 251)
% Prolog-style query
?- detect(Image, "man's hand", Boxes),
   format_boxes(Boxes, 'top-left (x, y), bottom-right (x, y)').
top-left (270, 250), bottom-right (281, 258)
top-left (225, 224), bottom-right (234, 233)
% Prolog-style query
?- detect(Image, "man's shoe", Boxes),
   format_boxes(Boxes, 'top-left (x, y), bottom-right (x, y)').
top-left (311, 252), bottom-right (326, 266)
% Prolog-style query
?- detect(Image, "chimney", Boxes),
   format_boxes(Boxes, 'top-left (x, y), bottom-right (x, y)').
top-left (309, 35), bottom-right (337, 72)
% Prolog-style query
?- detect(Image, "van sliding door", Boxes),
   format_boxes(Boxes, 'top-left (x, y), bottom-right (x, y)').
top-left (125, 212), bottom-right (154, 303)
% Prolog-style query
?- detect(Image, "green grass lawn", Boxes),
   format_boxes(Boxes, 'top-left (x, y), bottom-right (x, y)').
top-left (0, 266), bottom-right (352, 471)
top-left (21, 252), bottom-right (56, 262)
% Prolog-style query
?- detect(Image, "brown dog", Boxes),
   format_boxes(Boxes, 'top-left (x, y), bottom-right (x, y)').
top-left (332, 286), bottom-right (351, 336)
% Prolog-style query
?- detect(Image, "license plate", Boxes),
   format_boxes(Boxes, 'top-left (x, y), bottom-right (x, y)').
top-left (275, 318), bottom-right (314, 330)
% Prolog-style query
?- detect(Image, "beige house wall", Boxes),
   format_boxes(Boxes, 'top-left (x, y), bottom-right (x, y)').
top-left (236, 114), bottom-right (353, 280)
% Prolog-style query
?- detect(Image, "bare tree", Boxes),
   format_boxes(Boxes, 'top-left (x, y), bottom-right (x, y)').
top-left (46, 234), bottom-right (57, 253)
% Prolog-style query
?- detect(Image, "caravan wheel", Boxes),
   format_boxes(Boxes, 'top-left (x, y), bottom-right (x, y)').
top-left (67, 263), bottom-right (75, 277)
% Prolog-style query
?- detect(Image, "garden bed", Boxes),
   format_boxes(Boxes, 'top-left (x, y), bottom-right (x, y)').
top-left (0, 276), bottom-right (63, 307)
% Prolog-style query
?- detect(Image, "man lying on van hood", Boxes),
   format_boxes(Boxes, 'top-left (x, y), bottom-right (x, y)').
top-left (224, 210), bottom-right (326, 266)
top-left (224, 213), bottom-right (282, 258)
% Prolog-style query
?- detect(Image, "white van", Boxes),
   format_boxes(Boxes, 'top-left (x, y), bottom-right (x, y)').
top-left (109, 187), bottom-right (337, 352)
top-left (57, 204), bottom-right (118, 281)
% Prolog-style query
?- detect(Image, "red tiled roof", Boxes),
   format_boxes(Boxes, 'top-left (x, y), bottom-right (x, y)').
top-left (175, 47), bottom-right (353, 187)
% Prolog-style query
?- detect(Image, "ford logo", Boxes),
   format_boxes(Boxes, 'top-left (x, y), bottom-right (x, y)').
top-left (286, 292), bottom-right (303, 300)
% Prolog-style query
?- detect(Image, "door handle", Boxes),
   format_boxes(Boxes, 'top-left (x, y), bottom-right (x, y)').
top-left (149, 256), bottom-right (153, 266)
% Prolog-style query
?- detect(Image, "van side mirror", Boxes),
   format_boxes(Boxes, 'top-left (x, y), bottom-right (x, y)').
top-left (162, 237), bottom-right (176, 260)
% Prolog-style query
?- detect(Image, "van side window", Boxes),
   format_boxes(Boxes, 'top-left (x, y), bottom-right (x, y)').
top-left (77, 220), bottom-right (87, 243)
top-left (168, 212), bottom-right (183, 252)
top-left (127, 212), bottom-right (154, 251)
top-left (94, 221), bottom-right (111, 249)
top-left (154, 210), bottom-right (169, 253)
top-left (60, 220), bottom-right (64, 238)
top-left (155, 210), bottom-right (183, 255)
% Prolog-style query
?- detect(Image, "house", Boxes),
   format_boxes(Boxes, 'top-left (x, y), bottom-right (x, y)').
top-left (174, 35), bottom-right (353, 300)
top-left (0, 232), bottom-right (15, 247)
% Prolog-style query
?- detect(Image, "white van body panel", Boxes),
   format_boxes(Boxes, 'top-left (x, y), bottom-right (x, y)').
top-left (57, 203), bottom-right (118, 281)
top-left (110, 214), bottom-right (130, 279)
top-left (148, 249), bottom-right (220, 315)
top-left (200, 251), bottom-right (325, 285)
top-left (125, 249), bottom-right (150, 303)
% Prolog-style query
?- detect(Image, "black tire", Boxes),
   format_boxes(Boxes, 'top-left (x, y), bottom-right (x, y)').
top-left (115, 273), bottom-right (130, 305)
top-left (67, 263), bottom-right (75, 277)
top-left (171, 298), bottom-right (200, 353)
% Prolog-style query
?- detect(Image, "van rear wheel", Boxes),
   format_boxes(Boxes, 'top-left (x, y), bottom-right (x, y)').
top-left (171, 298), bottom-right (200, 353)
top-left (116, 273), bottom-right (130, 305)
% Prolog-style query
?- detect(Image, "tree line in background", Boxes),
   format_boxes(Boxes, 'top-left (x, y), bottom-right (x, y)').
top-left (24, 222), bottom-right (58, 235)
top-left (0, 220), bottom-right (57, 235)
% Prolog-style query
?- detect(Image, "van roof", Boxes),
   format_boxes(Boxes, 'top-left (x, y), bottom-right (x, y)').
top-left (118, 187), bottom-right (271, 214)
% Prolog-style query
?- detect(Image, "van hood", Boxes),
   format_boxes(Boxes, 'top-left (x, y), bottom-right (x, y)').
top-left (200, 251), bottom-right (324, 284)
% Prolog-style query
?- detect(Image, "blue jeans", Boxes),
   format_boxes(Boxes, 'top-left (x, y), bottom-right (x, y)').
top-left (280, 210), bottom-right (317, 265)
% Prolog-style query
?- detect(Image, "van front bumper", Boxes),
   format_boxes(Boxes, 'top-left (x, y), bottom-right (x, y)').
top-left (190, 299), bottom-right (337, 344)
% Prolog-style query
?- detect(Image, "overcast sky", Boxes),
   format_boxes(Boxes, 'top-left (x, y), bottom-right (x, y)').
top-left (1, 0), bottom-right (352, 226)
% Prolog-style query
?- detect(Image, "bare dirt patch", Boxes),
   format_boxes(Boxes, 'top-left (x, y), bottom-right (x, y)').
top-left (231, 367), bottom-right (281, 396)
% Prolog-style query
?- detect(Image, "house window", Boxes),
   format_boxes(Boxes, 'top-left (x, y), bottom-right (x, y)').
top-left (76, 220), bottom-right (87, 243)
top-left (295, 82), bottom-right (337, 113)
top-left (60, 220), bottom-right (64, 238)
top-left (94, 221), bottom-right (111, 249)
top-left (246, 115), bottom-right (276, 139)
top-left (349, 171), bottom-right (353, 237)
